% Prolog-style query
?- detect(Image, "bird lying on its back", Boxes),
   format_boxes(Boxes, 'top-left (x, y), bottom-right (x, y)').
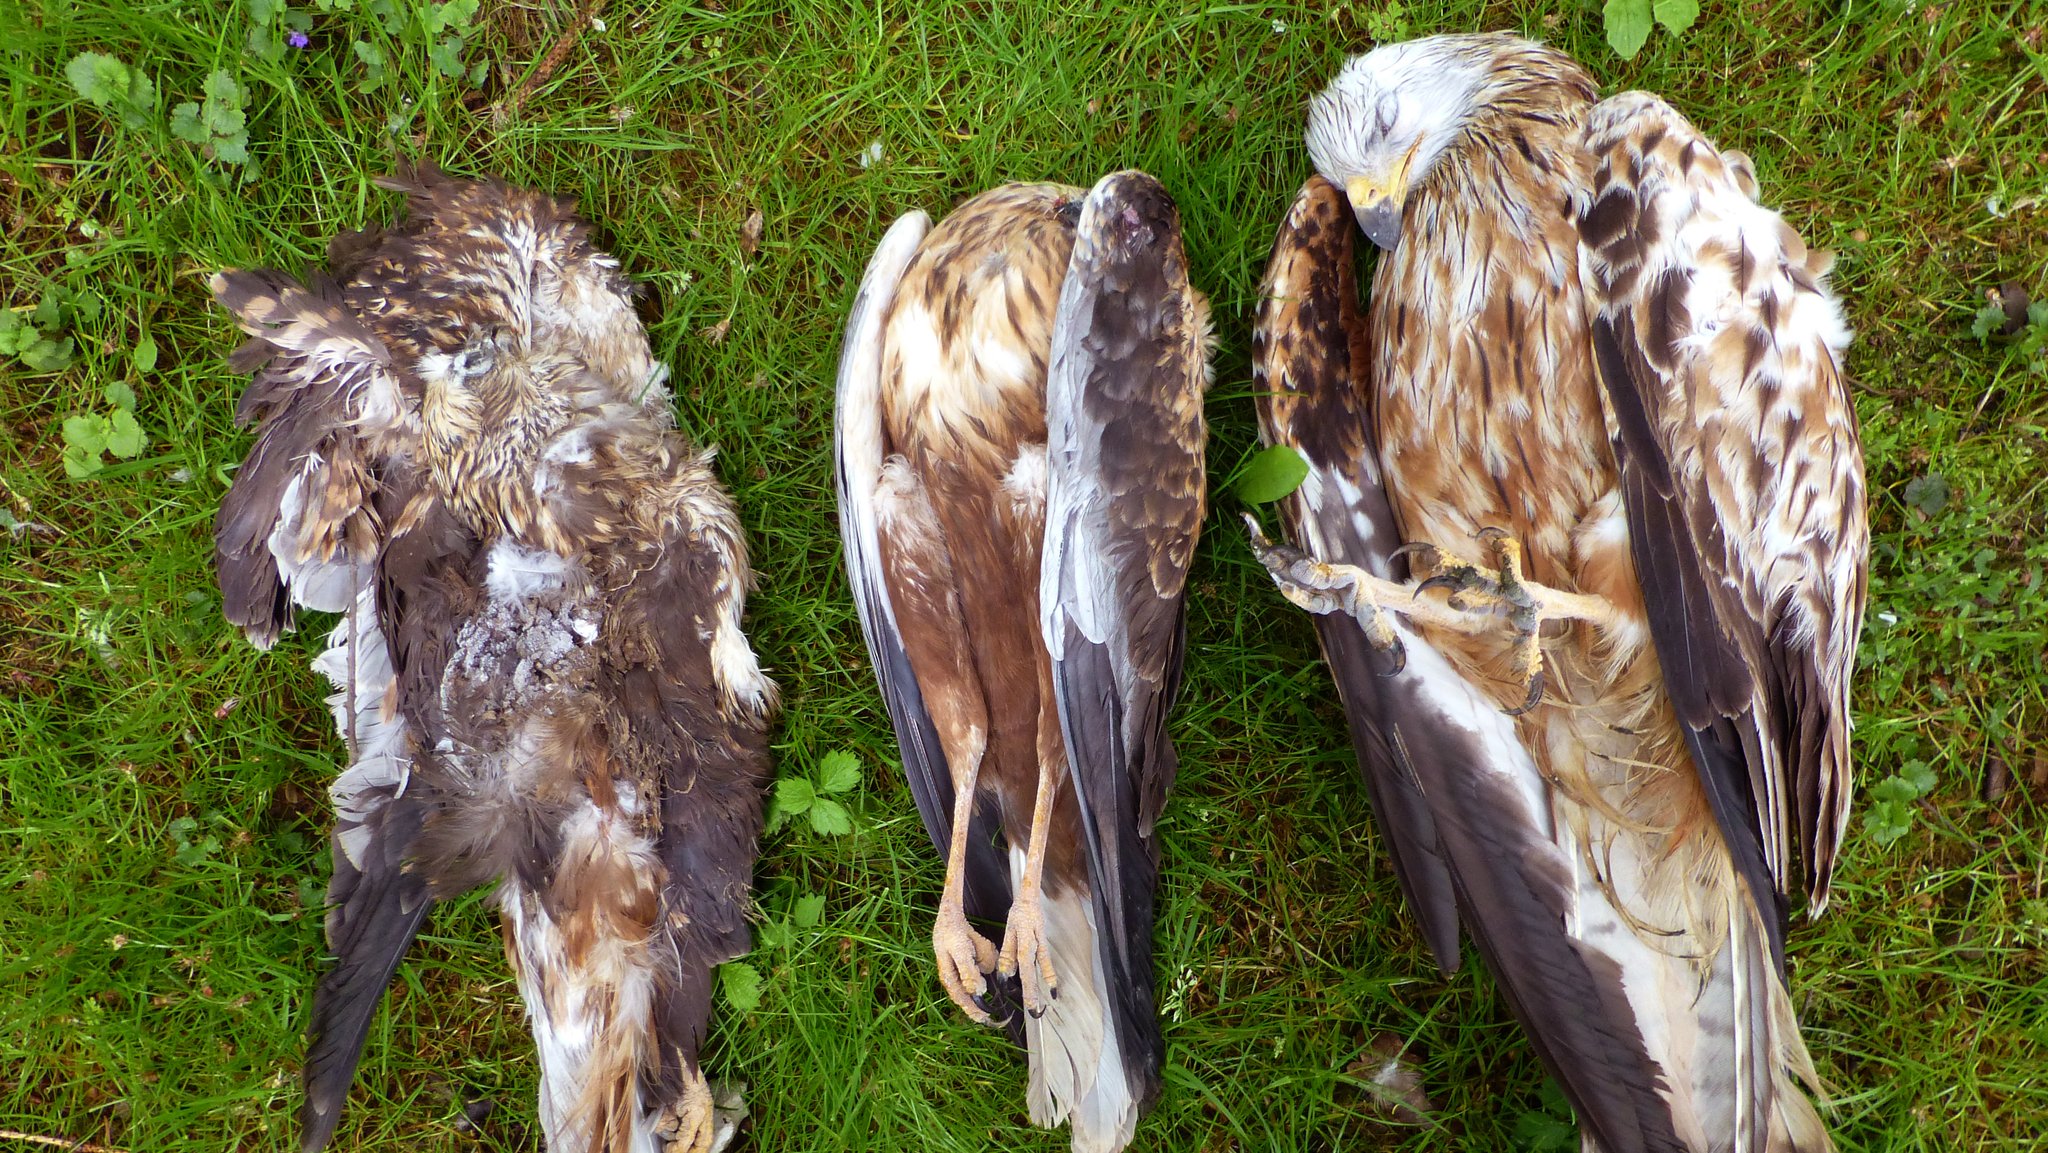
top-left (211, 163), bottom-right (776, 1153)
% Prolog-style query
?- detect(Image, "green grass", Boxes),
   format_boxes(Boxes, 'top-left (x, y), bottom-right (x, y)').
top-left (3, 1), bottom-right (2046, 1150)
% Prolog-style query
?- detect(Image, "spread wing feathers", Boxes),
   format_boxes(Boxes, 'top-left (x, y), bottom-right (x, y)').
top-left (1577, 93), bottom-right (1867, 916)
top-left (1251, 176), bottom-right (1461, 971)
top-left (833, 211), bottom-right (1020, 933)
top-left (210, 269), bottom-right (409, 647)
top-left (1253, 178), bottom-right (1687, 1152)
top-left (1039, 170), bottom-right (1210, 1115)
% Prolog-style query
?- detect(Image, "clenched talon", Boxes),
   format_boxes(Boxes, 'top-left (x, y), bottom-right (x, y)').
top-left (934, 904), bottom-right (1001, 1025)
top-left (1242, 513), bottom-right (1408, 673)
top-left (657, 1067), bottom-right (718, 1153)
top-left (998, 889), bottom-right (1061, 1016)
top-left (1408, 528), bottom-right (1554, 714)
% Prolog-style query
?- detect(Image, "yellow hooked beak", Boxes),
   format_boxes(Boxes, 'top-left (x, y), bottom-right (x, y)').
top-left (1344, 140), bottom-right (1421, 252)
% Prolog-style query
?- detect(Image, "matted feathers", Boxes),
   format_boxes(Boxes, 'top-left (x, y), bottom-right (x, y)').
top-left (212, 164), bottom-right (773, 1153)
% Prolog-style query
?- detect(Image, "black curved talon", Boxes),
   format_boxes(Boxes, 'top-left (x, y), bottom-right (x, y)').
top-left (1504, 665), bottom-right (1547, 716)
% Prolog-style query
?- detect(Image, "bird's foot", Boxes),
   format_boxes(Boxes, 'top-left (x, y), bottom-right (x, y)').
top-left (1242, 514), bottom-right (1407, 672)
top-left (997, 888), bottom-right (1061, 1018)
top-left (1406, 529), bottom-right (1558, 715)
top-left (934, 900), bottom-right (1001, 1026)
top-left (656, 1067), bottom-right (719, 1153)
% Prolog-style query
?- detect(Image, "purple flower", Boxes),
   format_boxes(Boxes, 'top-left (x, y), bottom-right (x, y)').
top-left (287, 30), bottom-right (309, 49)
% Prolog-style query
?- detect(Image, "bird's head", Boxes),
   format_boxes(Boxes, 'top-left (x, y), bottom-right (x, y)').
top-left (1305, 35), bottom-right (1509, 251)
top-left (417, 331), bottom-right (582, 468)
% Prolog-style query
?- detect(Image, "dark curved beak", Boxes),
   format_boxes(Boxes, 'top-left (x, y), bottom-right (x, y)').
top-left (1344, 162), bottom-right (1411, 253)
top-left (1353, 200), bottom-right (1402, 252)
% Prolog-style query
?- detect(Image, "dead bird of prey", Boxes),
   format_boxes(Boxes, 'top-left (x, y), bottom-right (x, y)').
top-left (1248, 33), bottom-right (1867, 1152)
top-left (835, 172), bottom-right (1210, 1152)
top-left (211, 163), bottom-right (776, 1153)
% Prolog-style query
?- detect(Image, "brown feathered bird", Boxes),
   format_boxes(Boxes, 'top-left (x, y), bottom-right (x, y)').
top-left (211, 165), bottom-right (776, 1153)
top-left (1246, 34), bottom-right (1866, 1152)
top-left (834, 173), bottom-right (1209, 1152)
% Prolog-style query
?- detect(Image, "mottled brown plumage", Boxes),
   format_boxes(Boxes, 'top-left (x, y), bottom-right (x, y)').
top-left (1251, 34), bottom-right (1866, 1153)
top-left (213, 164), bottom-right (774, 1153)
top-left (836, 173), bottom-right (1209, 1153)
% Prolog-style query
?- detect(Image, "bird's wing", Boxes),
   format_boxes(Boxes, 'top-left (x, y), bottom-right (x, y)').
top-left (1039, 171), bottom-right (1209, 1104)
top-left (834, 210), bottom-right (1017, 928)
top-left (296, 474), bottom-right (461, 1153)
top-left (596, 454), bottom-right (775, 1101)
top-left (210, 269), bottom-right (411, 648)
top-left (1578, 93), bottom-right (1868, 921)
top-left (1251, 176), bottom-right (1462, 970)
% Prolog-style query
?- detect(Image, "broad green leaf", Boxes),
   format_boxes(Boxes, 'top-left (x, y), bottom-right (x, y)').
top-left (170, 102), bottom-right (206, 144)
top-left (1604, 0), bottom-right (1654, 59)
top-left (62, 443), bottom-right (103, 479)
top-left (718, 962), bottom-right (762, 1012)
top-left (807, 797), bottom-right (853, 837)
top-left (1653, 0), bottom-right (1700, 34)
top-left (105, 380), bottom-right (138, 411)
top-left (250, 0), bottom-right (285, 23)
top-left (429, 34), bottom-right (466, 79)
top-left (791, 893), bottom-right (825, 928)
top-left (65, 52), bottom-right (133, 106)
top-left (22, 337), bottom-right (74, 372)
top-left (1867, 777), bottom-right (1918, 805)
top-left (131, 336), bottom-right (157, 375)
top-left (1233, 445), bottom-right (1309, 504)
top-left (1897, 759), bottom-right (1937, 798)
top-left (774, 776), bottom-right (816, 814)
top-left (106, 409), bottom-right (146, 459)
top-left (62, 414), bottom-right (110, 456)
top-left (1902, 473), bottom-right (1950, 519)
top-left (816, 750), bottom-right (861, 794)
top-left (34, 291), bottom-right (62, 329)
top-left (66, 52), bottom-right (155, 127)
top-left (755, 919), bottom-right (792, 950)
top-left (1862, 799), bottom-right (1913, 846)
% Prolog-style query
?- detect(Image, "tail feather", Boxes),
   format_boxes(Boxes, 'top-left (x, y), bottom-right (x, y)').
top-left (1021, 870), bottom-right (1140, 1153)
top-left (501, 801), bottom-right (667, 1153)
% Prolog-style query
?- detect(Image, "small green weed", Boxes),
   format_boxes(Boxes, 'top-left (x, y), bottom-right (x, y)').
top-left (766, 749), bottom-right (862, 837)
top-left (244, 0), bottom-right (314, 64)
top-left (60, 382), bottom-right (148, 480)
top-left (63, 50), bottom-right (158, 129)
top-left (0, 290), bottom-right (82, 374)
top-left (1862, 759), bottom-right (1938, 846)
top-left (1973, 284), bottom-right (2048, 378)
top-left (316, 0), bottom-right (488, 91)
top-left (170, 70), bottom-right (252, 167)
top-left (718, 958), bottom-right (765, 1013)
